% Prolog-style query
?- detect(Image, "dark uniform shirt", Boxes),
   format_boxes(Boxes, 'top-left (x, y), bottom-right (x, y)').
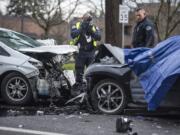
top-left (132, 17), bottom-right (155, 48)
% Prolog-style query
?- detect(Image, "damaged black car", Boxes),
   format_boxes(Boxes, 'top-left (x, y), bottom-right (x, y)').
top-left (85, 44), bottom-right (180, 115)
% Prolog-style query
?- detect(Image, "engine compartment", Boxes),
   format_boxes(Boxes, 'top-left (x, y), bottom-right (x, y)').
top-left (20, 45), bottom-right (77, 103)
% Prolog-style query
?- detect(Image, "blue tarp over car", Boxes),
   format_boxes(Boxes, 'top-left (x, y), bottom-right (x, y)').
top-left (124, 36), bottom-right (180, 110)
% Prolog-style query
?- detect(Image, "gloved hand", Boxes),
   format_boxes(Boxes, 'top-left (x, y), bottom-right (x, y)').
top-left (87, 25), bottom-right (93, 36)
top-left (81, 21), bottom-right (90, 34)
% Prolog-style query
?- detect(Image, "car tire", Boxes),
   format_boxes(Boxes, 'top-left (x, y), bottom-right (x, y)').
top-left (1, 72), bottom-right (32, 105)
top-left (91, 79), bottom-right (127, 114)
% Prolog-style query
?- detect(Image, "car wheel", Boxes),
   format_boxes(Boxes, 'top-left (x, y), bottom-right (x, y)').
top-left (91, 79), bottom-right (127, 114)
top-left (1, 72), bottom-right (32, 105)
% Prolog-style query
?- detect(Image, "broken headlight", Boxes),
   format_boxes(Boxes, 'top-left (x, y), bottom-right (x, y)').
top-left (53, 55), bottom-right (63, 63)
top-left (28, 60), bottom-right (43, 68)
top-left (53, 53), bottom-right (73, 64)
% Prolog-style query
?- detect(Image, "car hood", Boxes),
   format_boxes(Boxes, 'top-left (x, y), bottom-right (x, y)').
top-left (19, 45), bottom-right (78, 55)
top-left (103, 44), bottom-right (125, 64)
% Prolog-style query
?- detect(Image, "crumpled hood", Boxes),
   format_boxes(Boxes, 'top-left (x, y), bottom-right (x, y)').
top-left (19, 45), bottom-right (78, 55)
top-left (103, 44), bottom-right (125, 64)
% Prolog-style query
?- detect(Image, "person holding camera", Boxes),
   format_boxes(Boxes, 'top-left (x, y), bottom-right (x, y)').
top-left (70, 13), bottom-right (101, 96)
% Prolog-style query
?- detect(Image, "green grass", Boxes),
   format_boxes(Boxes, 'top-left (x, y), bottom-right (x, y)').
top-left (63, 63), bottom-right (75, 70)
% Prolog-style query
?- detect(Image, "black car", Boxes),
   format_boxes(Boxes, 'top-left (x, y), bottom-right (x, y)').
top-left (85, 44), bottom-right (180, 114)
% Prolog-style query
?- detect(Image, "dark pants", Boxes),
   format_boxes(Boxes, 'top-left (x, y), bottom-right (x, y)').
top-left (75, 50), bottom-right (95, 83)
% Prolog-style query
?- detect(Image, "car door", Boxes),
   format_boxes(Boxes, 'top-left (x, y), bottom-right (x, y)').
top-left (0, 46), bottom-right (11, 75)
top-left (0, 45), bottom-right (26, 74)
top-left (161, 78), bottom-right (180, 108)
top-left (130, 71), bottom-right (180, 108)
top-left (130, 72), bottom-right (146, 104)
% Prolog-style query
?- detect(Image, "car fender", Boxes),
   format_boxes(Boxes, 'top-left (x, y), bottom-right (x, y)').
top-left (85, 64), bottom-right (131, 97)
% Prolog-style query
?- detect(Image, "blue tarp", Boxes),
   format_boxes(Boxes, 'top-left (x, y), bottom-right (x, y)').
top-left (124, 36), bottom-right (180, 110)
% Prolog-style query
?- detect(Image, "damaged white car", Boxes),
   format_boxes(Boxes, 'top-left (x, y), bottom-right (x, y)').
top-left (0, 42), bottom-right (77, 105)
top-left (20, 45), bottom-right (77, 103)
top-left (0, 42), bottom-right (40, 105)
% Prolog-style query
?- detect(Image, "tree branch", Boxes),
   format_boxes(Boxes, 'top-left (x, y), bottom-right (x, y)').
top-left (154, 0), bottom-right (164, 41)
top-left (167, 19), bottom-right (180, 36)
top-left (165, 0), bottom-right (171, 38)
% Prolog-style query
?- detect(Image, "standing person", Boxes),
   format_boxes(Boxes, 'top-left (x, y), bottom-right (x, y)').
top-left (132, 8), bottom-right (155, 48)
top-left (70, 13), bottom-right (101, 96)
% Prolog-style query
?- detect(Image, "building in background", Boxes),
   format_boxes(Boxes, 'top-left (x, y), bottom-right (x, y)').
top-left (0, 3), bottom-right (179, 46)
top-left (0, 15), bottom-right (68, 44)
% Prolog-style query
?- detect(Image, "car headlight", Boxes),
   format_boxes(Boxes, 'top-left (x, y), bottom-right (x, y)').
top-left (28, 60), bottom-right (43, 68)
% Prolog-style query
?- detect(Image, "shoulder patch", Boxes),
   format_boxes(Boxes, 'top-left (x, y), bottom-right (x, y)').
top-left (146, 26), bottom-right (152, 31)
top-left (72, 25), bottom-right (76, 29)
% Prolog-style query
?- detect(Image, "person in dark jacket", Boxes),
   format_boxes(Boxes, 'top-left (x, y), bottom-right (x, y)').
top-left (132, 8), bottom-right (155, 48)
top-left (70, 13), bottom-right (101, 95)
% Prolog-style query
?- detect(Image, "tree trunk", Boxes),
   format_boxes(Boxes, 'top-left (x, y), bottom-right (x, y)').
top-left (105, 0), bottom-right (122, 47)
top-left (44, 27), bottom-right (50, 39)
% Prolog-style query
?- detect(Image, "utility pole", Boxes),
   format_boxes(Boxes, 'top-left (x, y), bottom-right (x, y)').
top-left (105, 0), bottom-right (123, 47)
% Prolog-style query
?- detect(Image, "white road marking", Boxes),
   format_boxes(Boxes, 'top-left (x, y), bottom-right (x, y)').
top-left (0, 126), bottom-right (68, 135)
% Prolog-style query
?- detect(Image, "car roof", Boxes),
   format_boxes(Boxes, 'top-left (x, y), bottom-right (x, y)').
top-left (0, 27), bottom-right (28, 36)
top-left (0, 27), bottom-right (42, 49)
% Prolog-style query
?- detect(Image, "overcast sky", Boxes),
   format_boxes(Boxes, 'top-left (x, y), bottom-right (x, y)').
top-left (0, 0), bottom-right (162, 16)
top-left (0, 0), bottom-right (9, 14)
top-left (0, 0), bottom-right (102, 15)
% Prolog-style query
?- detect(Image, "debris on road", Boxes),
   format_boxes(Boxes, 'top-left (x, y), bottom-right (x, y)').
top-left (156, 125), bottom-right (162, 129)
top-left (18, 124), bottom-right (24, 128)
top-left (7, 109), bottom-right (23, 116)
top-left (65, 115), bottom-right (76, 119)
top-left (116, 117), bottom-right (132, 133)
top-left (36, 110), bottom-right (44, 116)
top-left (116, 117), bottom-right (138, 135)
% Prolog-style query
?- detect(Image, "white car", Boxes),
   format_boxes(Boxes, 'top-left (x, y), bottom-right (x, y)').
top-left (0, 42), bottom-right (40, 105)
top-left (1, 40), bottom-right (78, 106)
top-left (19, 45), bottom-right (77, 103)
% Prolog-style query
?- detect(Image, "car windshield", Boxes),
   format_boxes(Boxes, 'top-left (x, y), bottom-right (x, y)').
top-left (0, 30), bottom-right (41, 50)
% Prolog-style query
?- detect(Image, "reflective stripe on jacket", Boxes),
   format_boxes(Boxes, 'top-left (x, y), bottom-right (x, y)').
top-left (69, 22), bottom-right (97, 47)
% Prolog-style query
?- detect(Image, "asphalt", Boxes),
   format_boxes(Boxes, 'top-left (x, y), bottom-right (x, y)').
top-left (0, 104), bottom-right (180, 135)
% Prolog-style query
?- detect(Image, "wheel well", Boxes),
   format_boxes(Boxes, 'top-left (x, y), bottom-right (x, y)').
top-left (89, 74), bottom-right (132, 101)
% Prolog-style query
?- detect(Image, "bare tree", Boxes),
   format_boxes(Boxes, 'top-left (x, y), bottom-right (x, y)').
top-left (79, 0), bottom-right (105, 17)
top-left (30, 0), bottom-right (80, 37)
top-left (154, 0), bottom-right (180, 41)
top-left (88, 0), bottom-right (105, 17)
top-left (126, 0), bottom-right (180, 41)
top-left (7, 0), bottom-right (80, 38)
